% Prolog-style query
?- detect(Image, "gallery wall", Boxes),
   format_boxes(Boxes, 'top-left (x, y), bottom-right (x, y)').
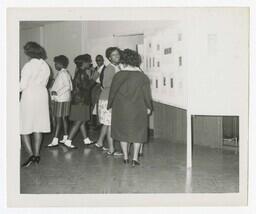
top-left (19, 10), bottom-right (249, 143)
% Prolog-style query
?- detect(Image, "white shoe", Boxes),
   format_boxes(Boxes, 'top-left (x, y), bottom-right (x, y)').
top-left (64, 140), bottom-right (77, 149)
top-left (83, 138), bottom-right (93, 145)
top-left (102, 147), bottom-right (109, 151)
top-left (47, 137), bottom-right (59, 147)
top-left (59, 135), bottom-right (68, 144)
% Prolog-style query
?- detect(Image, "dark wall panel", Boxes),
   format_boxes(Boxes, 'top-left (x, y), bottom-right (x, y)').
top-left (153, 102), bottom-right (186, 144)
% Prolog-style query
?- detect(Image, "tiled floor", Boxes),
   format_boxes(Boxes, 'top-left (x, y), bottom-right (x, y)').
top-left (20, 131), bottom-right (239, 194)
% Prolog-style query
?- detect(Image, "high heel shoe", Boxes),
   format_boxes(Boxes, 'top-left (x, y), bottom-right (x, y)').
top-left (21, 155), bottom-right (36, 168)
top-left (131, 160), bottom-right (140, 167)
top-left (34, 156), bottom-right (40, 164)
top-left (123, 159), bottom-right (129, 164)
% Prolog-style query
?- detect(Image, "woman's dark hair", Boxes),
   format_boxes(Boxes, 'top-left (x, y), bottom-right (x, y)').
top-left (24, 41), bottom-right (47, 60)
top-left (121, 49), bottom-right (142, 67)
top-left (105, 47), bottom-right (120, 60)
top-left (74, 54), bottom-right (92, 68)
top-left (96, 54), bottom-right (104, 60)
top-left (54, 55), bottom-right (69, 68)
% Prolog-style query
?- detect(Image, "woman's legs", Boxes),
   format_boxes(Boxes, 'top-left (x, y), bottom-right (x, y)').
top-left (48, 116), bottom-right (61, 147)
top-left (54, 117), bottom-right (62, 138)
top-left (80, 122), bottom-right (93, 145)
top-left (33, 132), bottom-right (42, 156)
top-left (107, 126), bottom-right (114, 153)
top-left (59, 116), bottom-right (69, 143)
top-left (50, 102), bottom-right (56, 130)
top-left (120, 141), bottom-right (129, 160)
top-left (21, 135), bottom-right (33, 156)
top-left (68, 121), bottom-right (83, 140)
top-left (132, 143), bottom-right (141, 162)
top-left (79, 122), bottom-right (87, 139)
top-left (62, 116), bottom-right (69, 136)
top-left (95, 125), bottom-right (107, 147)
top-left (63, 121), bottom-right (83, 148)
top-left (21, 134), bottom-right (36, 167)
top-left (139, 144), bottom-right (144, 155)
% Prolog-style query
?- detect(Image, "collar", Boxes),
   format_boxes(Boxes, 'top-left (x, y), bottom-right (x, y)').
top-left (110, 63), bottom-right (120, 72)
top-left (97, 64), bottom-right (105, 70)
top-left (120, 64), bottom-right (141, 72)
top-left (110, 62), bottom-right (119, 67)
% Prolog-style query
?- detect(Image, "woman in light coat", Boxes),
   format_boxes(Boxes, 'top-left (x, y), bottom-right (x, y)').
top-left (20, 42), bottom-right (51, 167)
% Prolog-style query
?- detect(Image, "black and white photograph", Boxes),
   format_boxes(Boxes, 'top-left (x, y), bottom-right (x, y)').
top-left (5, 6), bottom-right (250, 207)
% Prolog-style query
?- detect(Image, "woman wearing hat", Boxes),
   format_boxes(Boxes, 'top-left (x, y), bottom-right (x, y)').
top-left (63, 54), bottom-right (95, 149)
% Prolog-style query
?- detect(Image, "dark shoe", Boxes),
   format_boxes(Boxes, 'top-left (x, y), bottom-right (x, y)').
top-left (131, 160), bottom-right (140, 167)
top-left (139, 153), bottom-right (144, 157)
top-left (123, 159), bottom-right (129, 164)
top-left (34, 156), bottom-right (40, 164)
top-left (21, 155), bottom-right (35, 168)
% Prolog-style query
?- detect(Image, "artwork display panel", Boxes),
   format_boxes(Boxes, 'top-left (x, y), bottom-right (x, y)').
top-left (139, 26), bottom-right (187, 109)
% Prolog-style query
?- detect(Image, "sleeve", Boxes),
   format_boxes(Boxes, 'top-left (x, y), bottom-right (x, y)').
top-left (142, 76), bottom-right (153, 111)
top-left (103, 66), bottom-right (115, 89)
top-left (20, 62), bottom-right (32, 92)
top-left (107, 74), bottom-right (119, 109)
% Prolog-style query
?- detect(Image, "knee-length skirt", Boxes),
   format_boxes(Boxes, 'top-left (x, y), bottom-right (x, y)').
top-left (98, 100), bottom-right (111, 126)
top-left (52, 101), bottom-right (71, 117)
top-left (69, 103), bottom-right (90, 122)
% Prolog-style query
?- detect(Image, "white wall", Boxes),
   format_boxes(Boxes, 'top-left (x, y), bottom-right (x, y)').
top-left (43, 21), bottom-right (83, 78)
top-left (186, 8), bottom-right (249, 116)
top-left (86, 21), bottom-right (177, 39)
top-left (20, 21), bottom-right (165, 76)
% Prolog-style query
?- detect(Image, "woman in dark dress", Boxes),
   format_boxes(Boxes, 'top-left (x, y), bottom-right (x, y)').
top-left (63, 54), bottom-right (95, 148)
top-left (107, 49), bottom-right (153, 166)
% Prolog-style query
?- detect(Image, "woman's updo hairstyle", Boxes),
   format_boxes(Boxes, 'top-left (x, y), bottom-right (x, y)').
top-left (74, 54), bottom-right (92, 68)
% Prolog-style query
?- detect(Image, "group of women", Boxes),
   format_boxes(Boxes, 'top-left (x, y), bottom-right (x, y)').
top-left (20, 41), bottom-right (153, 168)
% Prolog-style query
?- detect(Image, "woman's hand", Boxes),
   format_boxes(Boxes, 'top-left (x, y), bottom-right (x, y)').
top-left (147, 108), bottom-right (151, 115)
top-left (51, 91), bottom-right (57, 96)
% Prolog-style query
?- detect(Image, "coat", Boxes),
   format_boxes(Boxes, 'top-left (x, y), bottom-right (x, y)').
top-left (20, 58), bottom-right (51, 135)
top-left (71, 68), bottom-right (95, 105)
top-left (107, 69), bottom-right (153, 143)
